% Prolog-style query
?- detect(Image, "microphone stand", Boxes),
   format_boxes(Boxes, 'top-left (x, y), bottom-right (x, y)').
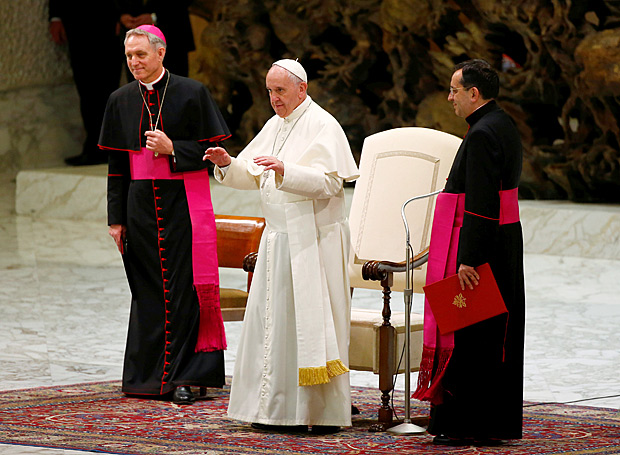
top-left (387, 190), bottom-right (441, 435)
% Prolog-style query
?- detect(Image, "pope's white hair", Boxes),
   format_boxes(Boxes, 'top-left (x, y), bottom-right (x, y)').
top-left (269, 65), bottom-right (304, 86)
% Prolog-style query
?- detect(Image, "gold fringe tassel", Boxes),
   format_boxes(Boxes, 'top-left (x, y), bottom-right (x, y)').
top-left (298, 366), bottom-right (330, 386)
top-left (298, 359), bottom-right (350, 386)
top-left (326, 359), bottom-right (349, 378)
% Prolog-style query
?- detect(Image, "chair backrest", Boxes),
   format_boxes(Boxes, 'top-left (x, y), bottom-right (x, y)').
top-left (215, 214), bottom-right (266, 291)
top-left (348, 127), bottom-right (461, 293)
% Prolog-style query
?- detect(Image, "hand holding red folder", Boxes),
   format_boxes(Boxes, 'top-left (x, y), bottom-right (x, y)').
top-left (423, 263), bottom-right (507, 335)
top-left (458, 263), bottom-right (479, 290)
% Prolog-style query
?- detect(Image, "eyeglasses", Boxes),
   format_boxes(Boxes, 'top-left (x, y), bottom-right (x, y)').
top-left (449, 86), bottom-right (472, 95)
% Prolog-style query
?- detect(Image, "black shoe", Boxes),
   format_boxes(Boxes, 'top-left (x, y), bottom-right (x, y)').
top-left (251, 423), bottom-right (308, 433)
top-left (171, 386), bottom-right (195, 405)
top-left (311, 425), bottom-right (341, 435)
top-left (65, 153), bottom-right (108, 166)
top-left (433, 434), bottom-right (470, 446)
top-left (351, 404), bottom-right (360, 415)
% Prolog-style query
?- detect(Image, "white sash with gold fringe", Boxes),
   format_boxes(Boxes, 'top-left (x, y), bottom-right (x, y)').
top-left (280, 200), bottom-right (349, 386)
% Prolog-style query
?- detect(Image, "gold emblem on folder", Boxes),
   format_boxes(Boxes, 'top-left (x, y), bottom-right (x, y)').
top-left (452, 293), bottom-right (467, 309)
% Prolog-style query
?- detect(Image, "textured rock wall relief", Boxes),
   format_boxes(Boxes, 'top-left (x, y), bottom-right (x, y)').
top-left (189, 0), bottom-right (620, 202)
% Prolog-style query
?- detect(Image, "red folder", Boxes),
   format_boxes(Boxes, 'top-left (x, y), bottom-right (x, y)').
top-left (423, 263), bottom-right (507, 335)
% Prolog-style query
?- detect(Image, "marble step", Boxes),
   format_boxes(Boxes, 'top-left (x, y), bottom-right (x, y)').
top-left (15, 165), bottom-right (263, 221)
top-left (15, 166), bottom-right (620, 260)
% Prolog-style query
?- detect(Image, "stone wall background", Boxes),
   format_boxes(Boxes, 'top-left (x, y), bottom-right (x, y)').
top-left (188, 0), bottom-right (620, 202)
top-left (0, 0), bottom-right (84, 173)
top-left (2, 1), bottom-right (620, 202)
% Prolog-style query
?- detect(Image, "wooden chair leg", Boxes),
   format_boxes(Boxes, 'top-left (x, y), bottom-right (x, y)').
top-left (199, 387), bottom-right (207, 397)
top-left (378, 324), bottom-right (396, 424)
top-left (369, 282), bottom-right (396, 432)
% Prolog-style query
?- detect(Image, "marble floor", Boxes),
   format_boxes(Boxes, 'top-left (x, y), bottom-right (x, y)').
top-left (1, 171), bottom-right (619, 454)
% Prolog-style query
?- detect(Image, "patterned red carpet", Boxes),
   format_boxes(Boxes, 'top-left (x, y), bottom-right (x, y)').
top-left (0, 380), bottom-right (618, 454)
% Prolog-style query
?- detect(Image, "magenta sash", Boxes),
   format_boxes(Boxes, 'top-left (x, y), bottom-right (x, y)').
top-left (130, 148), bottom-right (226, 352)
top-left (413, 188), bottom-right (519, 404)
top-left (129, 148), bottom-right (184, 181)
top-left (412, 192), bottom-right (462, 404)
top-left (500, 188), bottom-right (520, 224)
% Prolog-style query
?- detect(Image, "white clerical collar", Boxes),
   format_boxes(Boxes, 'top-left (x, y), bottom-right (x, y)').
top-left (140, 68), bottom-right (167, 91)
top-left (283, 95), bottom-right (312, 123)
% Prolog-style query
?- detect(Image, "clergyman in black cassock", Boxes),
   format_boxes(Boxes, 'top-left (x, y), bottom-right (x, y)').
top-left (99, 25), bottom-right (230, 404)
top-left (413, 59), bottom-right (525, 446)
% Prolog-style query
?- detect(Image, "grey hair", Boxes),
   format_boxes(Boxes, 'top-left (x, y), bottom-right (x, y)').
top-left (124, 28), bottom-right (167, 51)
top-left (285, 70), bottom-right (303, 86)
top-left (269, 65), bottom-right (304, 86)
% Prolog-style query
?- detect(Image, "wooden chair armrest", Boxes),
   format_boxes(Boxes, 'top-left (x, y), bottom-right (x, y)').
top-left (362, 248), bottom-right (429, 282)
top-left (243, 252), bottom-right (259, 273)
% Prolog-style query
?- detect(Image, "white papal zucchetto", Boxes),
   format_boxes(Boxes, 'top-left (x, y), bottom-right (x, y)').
top-left (272, 59), bottom-right (308, 83)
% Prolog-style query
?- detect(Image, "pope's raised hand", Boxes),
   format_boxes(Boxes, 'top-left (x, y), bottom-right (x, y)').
top-left (203, 146), bottom-right (232, 167)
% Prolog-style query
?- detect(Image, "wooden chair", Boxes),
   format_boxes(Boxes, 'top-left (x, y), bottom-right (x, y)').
top-left (215, 214), bottom-right (265, 321)
top-left (347, 127), bottom-right (461, 430)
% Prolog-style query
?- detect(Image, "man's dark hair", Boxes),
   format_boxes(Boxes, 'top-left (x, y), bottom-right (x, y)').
top-left (454, 59), bottom-right (499, 100)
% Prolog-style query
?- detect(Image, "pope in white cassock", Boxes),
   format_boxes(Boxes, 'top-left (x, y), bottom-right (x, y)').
top-left (204, 59), bottom-right (359, 433)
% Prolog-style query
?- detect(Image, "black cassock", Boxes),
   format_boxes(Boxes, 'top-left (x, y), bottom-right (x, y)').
top-left (427, 100), bottom-right (526, 440)
top-left (99, 71), bottom-right (230, 396)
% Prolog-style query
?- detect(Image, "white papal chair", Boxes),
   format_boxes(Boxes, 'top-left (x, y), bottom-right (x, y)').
top-left (347, 127), bottom-right (461, 430)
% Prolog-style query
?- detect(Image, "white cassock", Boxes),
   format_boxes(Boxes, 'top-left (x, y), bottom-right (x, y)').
top-left (215, 95), bottom-right (359, 426)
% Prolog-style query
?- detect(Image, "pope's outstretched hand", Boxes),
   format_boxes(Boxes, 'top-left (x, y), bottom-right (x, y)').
top-left (203, 146), bottom-right (232, 167)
